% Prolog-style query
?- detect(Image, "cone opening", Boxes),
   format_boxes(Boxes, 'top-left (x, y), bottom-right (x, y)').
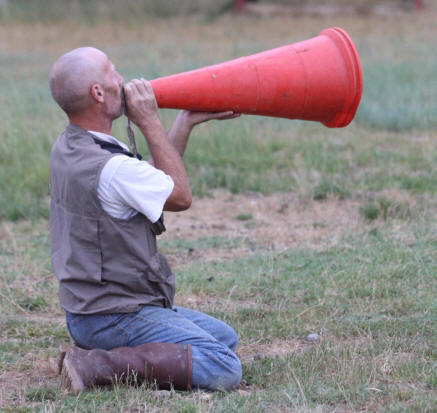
top-left (320, 27), bottom-right (363, 128)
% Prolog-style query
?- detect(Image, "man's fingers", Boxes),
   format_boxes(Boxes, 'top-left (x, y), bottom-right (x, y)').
top-left (128, 78), bottom-right (155, 99)
top-left (204, 111), bottom-right (241, 121)
top-left (124, 79), bottom-right (156, 106)
top-left (123, 82), bottom-right (135, 102)
top-left (131, 78), bottom-right (146, 94)
top-left (141, 78), bottom-right (156, 99)
top-left (140, 78), bottom-right (153, 92)
top-left (216, 111), bottom-right (241, 120)
top-left (123, 78), bottom-right (159, 127)
top-left (184, 110), bottom-right (242, 127)
top-left (123, 82), bottom-right (138, 96)
top-left (223, 114), bottom-right (241, 120)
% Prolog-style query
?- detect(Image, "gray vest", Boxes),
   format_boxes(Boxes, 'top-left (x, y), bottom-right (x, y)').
top-left (49, 123), bottom-right (175, 314)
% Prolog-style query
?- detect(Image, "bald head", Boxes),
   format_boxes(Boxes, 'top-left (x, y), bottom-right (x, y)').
top-left (49, 47), bottom-right (109, 115)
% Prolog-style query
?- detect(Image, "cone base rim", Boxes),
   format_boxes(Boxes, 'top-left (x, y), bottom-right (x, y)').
top-left (320, 27), bottom-right (363, 128)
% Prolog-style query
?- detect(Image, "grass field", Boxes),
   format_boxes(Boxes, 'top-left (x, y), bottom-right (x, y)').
top-left (0, 3), bottom-right (436, 412)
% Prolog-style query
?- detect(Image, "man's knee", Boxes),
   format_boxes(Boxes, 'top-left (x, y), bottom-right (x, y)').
top-left (216, 356), bottom-right (242, 391)
top-left (223, 325), bottom-right (239, 352)
top-left (192, 346), bottom-right (242, 391)
top-left (203, 355), bottom-right (242, 391)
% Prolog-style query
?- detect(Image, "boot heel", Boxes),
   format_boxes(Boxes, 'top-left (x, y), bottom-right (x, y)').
top-left (57, 345), bottom-right (69, 375)
top-left (60, 352), bottom-right (85, 394)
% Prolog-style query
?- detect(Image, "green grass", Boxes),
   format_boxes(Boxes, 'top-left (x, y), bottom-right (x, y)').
top-left (160, 236), bottom-right (246, 253)
top-left (1, 7), bottom-right (437, 412)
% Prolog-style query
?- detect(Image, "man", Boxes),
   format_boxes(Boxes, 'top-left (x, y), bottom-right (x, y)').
top-left (49, 47), bottom-right (242, 393)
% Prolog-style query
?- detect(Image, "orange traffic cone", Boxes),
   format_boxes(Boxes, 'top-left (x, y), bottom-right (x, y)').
top-left (150, 27), bottom-right (362, 128)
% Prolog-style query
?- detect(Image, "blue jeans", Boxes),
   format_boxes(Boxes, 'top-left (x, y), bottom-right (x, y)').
top-left (66, 306), bottom-right (242, 391)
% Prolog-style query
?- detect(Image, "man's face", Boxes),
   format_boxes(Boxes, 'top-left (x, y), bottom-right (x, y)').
top-left (102, 57), bottom-right (125, 120)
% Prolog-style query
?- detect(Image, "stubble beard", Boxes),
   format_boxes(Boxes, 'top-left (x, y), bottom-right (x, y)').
top-left (105, 84), bottom-right (124, 121)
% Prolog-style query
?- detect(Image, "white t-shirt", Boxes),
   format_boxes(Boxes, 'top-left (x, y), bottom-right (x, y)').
top-left (89, 131), bottom-right (174, 223)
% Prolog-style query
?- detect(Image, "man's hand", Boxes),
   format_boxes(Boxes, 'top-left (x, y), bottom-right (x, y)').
top-left (123, 78), bottom-right (159, 128)
top-left (167, 110), bottom-right (241, 158)
top-left (182, 110), bottom-right (241, 128)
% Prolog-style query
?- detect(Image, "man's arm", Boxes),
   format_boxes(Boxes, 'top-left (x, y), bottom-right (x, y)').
top-left (123, 78), bottom-right (191, 212)
top-left (124, 79), bottom-right (241, 212)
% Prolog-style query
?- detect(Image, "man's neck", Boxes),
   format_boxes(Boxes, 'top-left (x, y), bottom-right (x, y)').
top-left (68, 113), bottom-right (112, 135)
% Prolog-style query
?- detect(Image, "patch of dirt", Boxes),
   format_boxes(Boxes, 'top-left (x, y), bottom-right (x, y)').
top-left (162, 190), bottom-right (362, 265)
top-left (0, 356), bottom-right (59, 409)
top-left (0, 314), bottom-right (67, 408)
top-left (175, 292), bottom-right (263, 312)
top-left (374, 351), bottom-right (415, 375)
top-left (377, 188), bottom-right (418, 211)
top-left (237, 338), bottom-right (313, 363)
top-left (20, 313), bottom-right (66, 323)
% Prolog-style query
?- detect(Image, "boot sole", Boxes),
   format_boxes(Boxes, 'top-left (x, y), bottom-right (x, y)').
top-left (61, 352), bottom-right (85, 394)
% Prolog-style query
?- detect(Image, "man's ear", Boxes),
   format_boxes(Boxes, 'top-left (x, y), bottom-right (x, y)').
top-left (90, 83), bottom-right (105, 103)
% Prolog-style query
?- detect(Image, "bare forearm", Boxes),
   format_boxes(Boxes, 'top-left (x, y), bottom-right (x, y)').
top-left (167, 111), bottom-right (194, 157)
top-left (139, 117), bottom-right (179, 169)
top-left (124, 79), bottom-right (193, 211)
top-left (138, 116), bottom-right (191, 210)
top-left (167, 110), bottom-right (241, 158)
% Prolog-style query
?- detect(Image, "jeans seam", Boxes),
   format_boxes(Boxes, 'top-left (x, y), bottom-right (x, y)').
top-left (110, 315), bottom-right (131, 342)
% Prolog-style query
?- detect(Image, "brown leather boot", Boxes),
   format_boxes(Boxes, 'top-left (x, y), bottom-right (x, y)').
top-left (60, 343), bottom-right (192, 393)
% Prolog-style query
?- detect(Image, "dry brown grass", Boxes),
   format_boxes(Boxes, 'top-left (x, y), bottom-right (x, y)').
top-left (162, 189), bottom-right (363, 257)
top-left (238, 338), bottom-right (312, 363)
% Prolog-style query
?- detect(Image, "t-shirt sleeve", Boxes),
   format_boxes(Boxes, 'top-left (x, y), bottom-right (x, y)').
top-left (101, 155), bottom-right (174, 223)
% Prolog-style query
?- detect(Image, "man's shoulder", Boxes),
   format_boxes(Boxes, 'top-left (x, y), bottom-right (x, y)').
top-left (50, 124), bottom-right (116, 176)
top-left (52, 124), bottom-right (109, 155)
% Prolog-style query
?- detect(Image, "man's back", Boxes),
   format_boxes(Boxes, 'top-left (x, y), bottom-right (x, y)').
top-left (50, 123), bottom-right (175, 315)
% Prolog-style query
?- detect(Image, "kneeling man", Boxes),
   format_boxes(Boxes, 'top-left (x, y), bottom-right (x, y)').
top-left (49, 47), bottom-right (241, 393)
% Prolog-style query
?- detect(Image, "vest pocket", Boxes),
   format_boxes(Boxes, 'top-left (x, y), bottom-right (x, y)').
top-left (67, 215), bottom-right (102, 282)
top-left (52, 209), bottom-right (102, 284)
top-left (97, 212), bottom-right (175, 306)
top-left (145, 254), bottom-right (176, 307)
